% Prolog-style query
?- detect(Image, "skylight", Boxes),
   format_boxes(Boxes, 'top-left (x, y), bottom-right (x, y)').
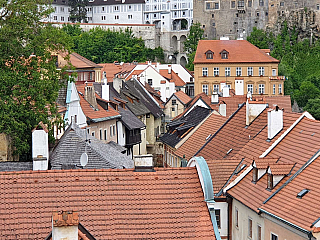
top-left (297, 189), bottom-right (309, 199)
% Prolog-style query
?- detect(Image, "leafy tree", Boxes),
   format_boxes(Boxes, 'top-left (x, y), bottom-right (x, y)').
top-left (293, 81), bottom-right (320, 108)
top-left (68, 0), bottom-right (89, 23)
top-left (184, 23), bottom-right (204, 71)
top-left (247, 27), bottom-right (272, 49)
top-left (62, 25), bottom-right (164, 63)
top-left (304, 98), bottom-right (320, 120)
top-left (0, 0), bottom-right (72, 160)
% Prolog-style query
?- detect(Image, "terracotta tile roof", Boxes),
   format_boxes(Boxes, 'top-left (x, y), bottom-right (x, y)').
top-left (124, 69), bottom-right (144, 81)
top-left (268, 163), bottom-right (295, 175)
top-left (52, 211), bottom-right (79, 227)
top-left (265, 95), bottom-right (292, 112)
top-left (64, 52), bottom-right (102, 69)
top-left (174, 91), bottom-right (192, 105)
top-left (76, 84), bottom-right (121, 121)
top-left (211, 95), bottom-right (246, 117)
top-left (159, 69), bottom-right (186, 87)
top-left (175, 112), bottom-right (226, 160)
top-left (0, 168), bottom-right (216, 239)
top-left (194, 40), bottom-right (280, 64)
top-left (98, 63), bottom-right (136, 82)
top-left (260, 154), bottom-right (320, 231)
top-left (207, 159), bottom-right (243, 194)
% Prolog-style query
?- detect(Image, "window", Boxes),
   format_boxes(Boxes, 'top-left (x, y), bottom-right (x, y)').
top-left (280, 2), bottom-right (284, 7)
top-left (236, 67), bottom-right (242, 76)
top-left (225, 67), bottom-right (231, 77)
top-left (100, 129), bottom-right (102, 140)
top-left (259, 0), bottom-right (264, 6)
top-left (215, 209), bottom-right (221, 228)
top-left (102, 7), bottom-right (105, 11)
top-left (53, 16), bottom-right (57, 20)
top-left (272, 69), bottom-right (276, 76)
top-left (215, 2), bottom-right (219, 9)
top-left (257, 225), bottom-right (262, 240)
top-left (202, 84), bottom-right (208, 94)
top-left (91, 131), bottom-right (95, 137)
top-left (147, 79), bottom-right (152, 86)
top-left (202, 67), bottom-right (208, 77)
top-left (278, 84), bottom-right (282, 94)
top-left (259, 67), bottom-right (265, 76)
top-left (104, 129), bottom-right (107, 140)
top-left (259, 84), bottom-right (265, 94)
top-left (214, 67), bottom-right (219, 76)
top-left (213, 84), bottom-right (219, 92)
top-left (102, 16), bottom-right (106, 20)
top-left (115, 15), bottom-right (119, 19)
top-left (61, 16), bottom-right (64, 21)
top-left (172, 99), bottom-right (176, 105)
top-left (271, 233), bottom-right (278, 240)
top-left (206, 51), bottom-right (213, 59)
top-left (110, 126), bottom-right (113, 137)
top-left (238, 0), bottom-right (244, 8)
top-left (252, 167), bottom-right (258, 182)
top-left (267, 173), bottom-right (273, 189)
top-left (248, 218), bottom-right (252, 238)
top-left (113, 125), bottom-right (116, 136)
top-left (128, 15), bottom-right (132, 19)
top-left (60, 7), bottom-right (64, 12)
top-left (235, 208), bottom-right (239, 228)
top-left (317, 4), bottom-right (320, 10)
top-left (248, 0), bottom-right (252, 7)
top-left (247, 67), bottom-right (253, 76)
top-left (247, 84), bottom-right (253, 93)
top-left (273, 84), bottom-right (276, 95)
top-left (129, 5), bottom-right (132, 9)
top-left (231, 1), bottom-right (235, 8)
top-left (221, 50), bottom-right (228, 59)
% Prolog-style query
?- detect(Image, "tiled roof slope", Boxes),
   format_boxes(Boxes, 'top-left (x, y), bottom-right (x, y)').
top-left (59, 52), bottom-right (102, 69)
top-left (211, 95), bottom-right (246, 117)
top-left (174, 113), bottom-right (226, 160)
top-left (160, 106), bottom-right (211, 148)
top-left (260, 154), bottom-right (320, 231)
top-left (265, 95), bottom-right (292, 111)
top-left (194, 40), bottom-right (279, 64)
top-left (98, 63), bottom-right (136, 82)
top-left (49, 123), bottom-right (134, 169)
top-left (232, 111), bottom-right (301, 164)
top-left (76, 84), bottom-right (121, 121)
top-left (174, 91), bottom-right (192, 105)
top-left (0, 167), bottom-right (216, 239)
top-left (159, 69), bottom-right (186, 87)
top-left (207, 159), bottom-right (243, 194)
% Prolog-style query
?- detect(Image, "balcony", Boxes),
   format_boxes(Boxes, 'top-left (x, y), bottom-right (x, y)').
top-left (269, 76), bottom-right (285, 81)
top-left (237, 5), bottom-right (245, 13)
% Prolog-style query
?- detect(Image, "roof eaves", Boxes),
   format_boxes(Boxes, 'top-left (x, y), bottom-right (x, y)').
top-left (90, 114), bottom-right (121, 123)
top-left (223, 165), bottom-right (253, 194)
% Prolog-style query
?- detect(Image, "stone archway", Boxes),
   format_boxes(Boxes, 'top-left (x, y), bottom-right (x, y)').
top-left (180, 35), bottom-right (186, 53)
top-left (180, 56), bottom-right (187, 66)
top-left (181, 19), bottom-right (188, 30)
top-left (171, 36), bottom-right (178, 52)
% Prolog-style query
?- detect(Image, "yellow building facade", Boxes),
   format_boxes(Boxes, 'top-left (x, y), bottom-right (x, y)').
top-left (194, 40), bottom-right (285, 97)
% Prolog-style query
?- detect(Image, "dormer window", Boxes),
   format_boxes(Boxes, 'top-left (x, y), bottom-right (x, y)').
top-left (205, 50), bottom-right (214, 59)
top-left (220, 49), bottom-right (229, 59)
top-left (267, 173), bottom-right (273, 189)
top-left (252, 167), bottom-right (258, 182)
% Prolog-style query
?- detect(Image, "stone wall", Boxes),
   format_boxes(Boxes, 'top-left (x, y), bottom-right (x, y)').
top-left (0, 133), bottom-right (18, 162)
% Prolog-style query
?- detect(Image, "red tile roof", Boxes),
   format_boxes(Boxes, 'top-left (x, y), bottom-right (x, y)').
top-left (194, 40), bottom-right (280, 64)
top-left (76, 84), bottom-right (120, 120)
top-left (260, 154), bottom-right (320, 231)
top-left (0, 168), bottom-right (216, 239)
top-left (175, 112), bottom-right (226, 160)
top-left (159, 69), bottom-right (186, 87)
top-left (174, 91), bottom-right (192, 105)
top-left (265, 95), bottom-right (292, 112)
top-left (64, 52), bottom-right (102, 69)
top-left (98, 63), bottom-right (136, 82)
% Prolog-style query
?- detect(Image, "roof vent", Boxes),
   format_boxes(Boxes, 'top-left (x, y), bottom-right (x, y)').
top-left (206, 134), bottom-right (212, 141)
top-left (297, 189), bottom-right (310, 199)
top-left (226, 148), bottom-right (233, 155)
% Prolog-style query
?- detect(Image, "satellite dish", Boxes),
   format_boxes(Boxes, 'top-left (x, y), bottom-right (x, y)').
top-left (168, 55), bottom-right (173, 61)
top-left (80, 153), bottom-right (88, 167)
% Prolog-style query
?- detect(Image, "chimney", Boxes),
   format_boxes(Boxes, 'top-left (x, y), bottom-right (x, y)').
top-left (168, 65), bottom-right (172, 74)
top-left (133, 154), bottom-right (155, 172)
top-left (102, 79), bottom-right (109, 101)
top-left (84, 85), bottom-right (98, 110)
top-left (156, 62), bottom-right (160, 72)
top-left (219, 103), bottom-right (226, 116)
top-left (211, 92), bottom-right (219, 104)
top-left (52, 211), bottom-right (79, 240)
top-left (246, 99), bottom-right (267, 125)
top-left (32, 122), bottom-right (49, 171)
top-left (222, 86), bottom-right (230, 97)
top-left (268, 106), bottom-right (283, 139)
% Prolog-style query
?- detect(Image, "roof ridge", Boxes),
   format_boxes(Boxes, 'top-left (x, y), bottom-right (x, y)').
top-left (194, 102), bottom-right (245, 157)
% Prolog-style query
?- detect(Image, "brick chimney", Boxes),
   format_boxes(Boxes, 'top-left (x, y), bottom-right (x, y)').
top-left (268, 106), bottom-right (283, 139)
top-left (32, 122), bottom-right (49, 171)
top-left (52, 211), bottom-right (79, 240)
top-left (84, 85), bottom-right (98, 110)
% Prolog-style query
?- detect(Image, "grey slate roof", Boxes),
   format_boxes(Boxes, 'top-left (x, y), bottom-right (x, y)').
top-left (160, 106), bottom-right (211, 148)
top-left (121, 79), bottom-right (163, 118)
top-left (0, 162), bottom-right (33, 172)
top-left (50, 123), bottom-right (134, 170)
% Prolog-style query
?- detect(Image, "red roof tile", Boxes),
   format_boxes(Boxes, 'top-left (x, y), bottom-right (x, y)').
top-left (159, 69), bottom-right (186, 87)
top-left (174, 91), bottom-right (192, 105)
top-left (0, 168), bottom-right (216, 239)
top-left (265, 95), bottom-right (292, 112)
top-left (61, 52), bottom-right (102, 69)
top-left (194, 40), bottom-right (280, 64)
top-left (99, 63), bottom-right (136, 82)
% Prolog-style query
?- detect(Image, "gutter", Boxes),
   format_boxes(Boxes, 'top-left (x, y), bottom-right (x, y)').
top-left (90, 114), bottom-right (121, 123)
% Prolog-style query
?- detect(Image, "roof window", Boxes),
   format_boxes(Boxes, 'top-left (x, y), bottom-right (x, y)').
top-left (297, 189), bottom-right (310, 199)
top-left (205, 50), bottom-right (214, 59)
top-left (220, 49), bottom-right (229, 59)
top-left (267, 173), bottom-right (273, 190)
top-left (252, 167), bottom-right (258, 182)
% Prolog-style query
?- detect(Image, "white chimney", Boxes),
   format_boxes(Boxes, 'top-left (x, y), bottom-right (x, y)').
top-left (32, 122), bottom-right (49, 170)
top-left (168, 65), bottom-right (172, 74)
top-left (246, 100), bottom-right (267, 125)
top-left (113, 77), bottom-right (123, 93)
top-left (52, 211), bottom-right (79, 240)
top-left (222, 86), bottom-right (230, 97)
top-left (220, 36), bottom-right (229, 40)
top-left (156, 62), bottom-right (160, 72)
top-left (268, 106), bottom-right (283, 139)
top-left (211, 92), bottom-right (219, 104)
top-left (219, 103), bottom-right (226, 116)
top-left (102, 79), bottom-right (109, 101)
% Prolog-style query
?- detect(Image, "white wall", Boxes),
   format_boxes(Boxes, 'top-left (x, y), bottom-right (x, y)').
top-left (117, 121), bottom-right (126, 146)
top-left (52, 225), bottom-right (78, 240)
top-left (214, 201), bottom-right (229, 238)
top-left (184, 98), bottom-right (209, 116)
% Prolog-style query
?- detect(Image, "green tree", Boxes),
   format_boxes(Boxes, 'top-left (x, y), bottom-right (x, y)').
top-left (304, 98), bottom-right (320, 120)
top-left (0, 0), bottom-right (72, 159)
top-left (68, 0), bottom-right (89, 23)
top-left (293, 81), bottom-right (320, 108)
top-left (247, 27), bottom-right (272, 49)
top-left (184, 23), bottom-right (204, 71)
